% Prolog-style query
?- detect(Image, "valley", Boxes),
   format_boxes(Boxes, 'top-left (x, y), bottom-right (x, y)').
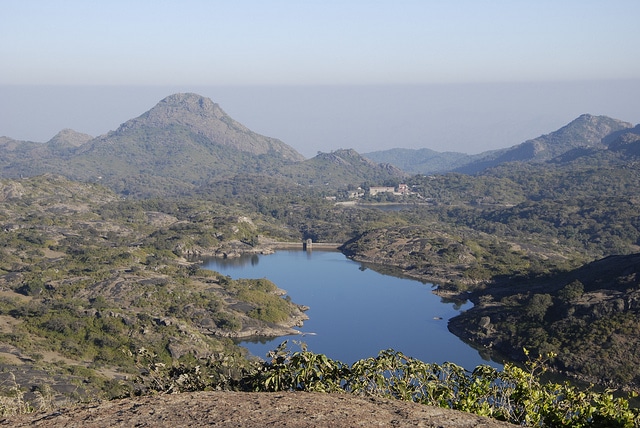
top-left (1, 93), bottom-right (639, 423)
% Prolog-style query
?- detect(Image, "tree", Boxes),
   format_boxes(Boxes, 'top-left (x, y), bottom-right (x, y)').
top-left (525, 294), bottom-right (553, 321)
top-left (558, 280), bottom-right (584, 302)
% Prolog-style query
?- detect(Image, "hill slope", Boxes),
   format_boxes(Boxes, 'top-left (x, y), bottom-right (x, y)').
top-left (364, 114), bottom-right (635, 175)
top-left (278, 148), bottom-right (407, 188)
top-left (455, 114), bottom-right (633, 173)
top-left (0, 94), bottom-right (307, 196)
top-left (450, 252), bottom-right (640, 387)
top-left (363, 147), bottom-right (474, 174)
top-left (0, 94), bottom-right (408, 196)
top-left (0, 174), bottom-right (308, 404)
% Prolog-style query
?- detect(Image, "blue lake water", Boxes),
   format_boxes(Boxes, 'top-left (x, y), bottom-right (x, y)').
top-left (202, 250), bottom-right (502, 370)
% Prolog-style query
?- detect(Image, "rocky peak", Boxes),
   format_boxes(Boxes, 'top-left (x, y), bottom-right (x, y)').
top-left (46, 128), bottom-right (93, 148)
top-left (499, 114), bottom-right (634, 163)
top-left (550, 114), bottom-right (633, 147)
top-left (112, 93), bottom-right (304, 161)
top-left (114, 93), bottom-right (230, 133)
top-left (318, 149), bottom-right (376, 165)
top-left (136, 93), bottom-right (225, 126)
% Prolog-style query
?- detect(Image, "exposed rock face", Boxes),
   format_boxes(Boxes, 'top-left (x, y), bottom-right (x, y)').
top-left (2, 391), bottom-right (516, 428)
top-left (0, 181), bottom-right (25, 201)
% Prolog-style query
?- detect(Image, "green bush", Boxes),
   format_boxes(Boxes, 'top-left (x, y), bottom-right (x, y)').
top-left (248, 343), bottom-right (640, 427)
top-left (132, 342), bottom-right (639, 426)
top-left (236, 282), bottom-right (291, 324)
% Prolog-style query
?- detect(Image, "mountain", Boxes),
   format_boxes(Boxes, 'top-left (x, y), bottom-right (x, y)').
top-left (63, 93), bottom-right (310, 195)
top-left (0, 136), bottom-right (67, 176)
top-left (506, 114), bottom-right (631, 159)
top-left (0, 94), bottom-right (307, 196)
top-left (455, 114), bottom-right (634, 173)
top-left (362, 148), bottom-right (474, 174)
top-left (0, 129), bottom-right (92, 161)
top-left (46, 128), bottom-right (93, 150)
top-left (278, 149), bottom-right (407, 188)
top-left (102, 93), bottom-right (304, 162)
top-left (4, 98), bottom-right (635, 196)
top-left (0, 94), bottom-right (406, 197)
top-left (365, 115), bottom-right (636, 175)
top-left (0, 137), bottom-right (40, 162)
top-left (606, 124), bottom-right (640, 157)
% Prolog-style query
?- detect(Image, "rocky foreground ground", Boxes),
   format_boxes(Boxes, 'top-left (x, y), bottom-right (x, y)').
top-left (1, 391), bottom-right (515, 427)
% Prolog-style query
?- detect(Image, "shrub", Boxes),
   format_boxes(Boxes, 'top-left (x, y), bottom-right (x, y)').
top-left (247, 343), bottom-right (640, 427)
top-left (131, 340), bottom-right (640, 426)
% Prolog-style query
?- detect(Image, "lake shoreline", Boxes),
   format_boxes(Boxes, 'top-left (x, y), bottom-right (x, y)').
top-left (201, 249), bottom-right (500, 370)
top-left (194, 240), bottom-right (476, 340)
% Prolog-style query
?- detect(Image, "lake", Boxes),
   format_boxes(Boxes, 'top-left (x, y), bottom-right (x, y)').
top-left (202, 250), bottom-right (502, 370)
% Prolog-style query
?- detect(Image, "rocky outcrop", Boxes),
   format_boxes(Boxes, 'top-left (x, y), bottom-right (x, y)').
top-left (448, 253), bottom-right (640, 388)
top-left (112, 93), bottom-right (305, 162)
top-left (206, 304), bottom-right (309, 339)
top-left (2, 391), bottom-right (516, 427)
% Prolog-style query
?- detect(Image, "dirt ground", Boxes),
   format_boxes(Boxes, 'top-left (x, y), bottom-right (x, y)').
top-left (1, 391), bottom-right (515, 427)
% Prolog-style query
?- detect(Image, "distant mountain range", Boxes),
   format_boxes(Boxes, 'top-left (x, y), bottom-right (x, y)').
top-left (364, 114), bottom-right (639, 174)
top-left (1, 93), bottom-right (638, 196)
top-left (0, 93), bottom-right (405, 196)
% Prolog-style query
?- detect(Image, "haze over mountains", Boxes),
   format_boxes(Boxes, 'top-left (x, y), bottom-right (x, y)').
top-left (1, 94), bottom-right (306, 195)
top-left (365, 114), bottom-right (639, 174)
top-left (0, 92), bottom-right (638, 196)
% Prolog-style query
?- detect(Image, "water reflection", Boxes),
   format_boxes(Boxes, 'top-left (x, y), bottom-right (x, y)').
top-left (234, 335), bottom-right (280, 346)
top-left (439, 296), bottom-right (468, 311)
top-left (356, 261), bottom-right (431, 285)
top-left (205, 254), bottom-right (261, 268)
top-left (202, 250), bottom-right (502, 369)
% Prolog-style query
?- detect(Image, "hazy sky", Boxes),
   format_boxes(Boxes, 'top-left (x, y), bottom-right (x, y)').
top-left (1, 1), bottom-right (639, 157)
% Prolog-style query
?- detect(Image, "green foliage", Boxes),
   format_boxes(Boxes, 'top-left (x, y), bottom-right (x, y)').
top-left (235, 279), bottom-right (291, 324)
top-left (0, 175), bottom-right (310, 406)
top-left (559, 280), bottom-right (585, 302)
top-left (253, 344), bottom-right (640, 427)
top-left (0, 373), bottom-right (32, 416)
top-left (134, 342), bottom-right (640, 427)
top-left (524, 293), bottom-right (553, 321)
top-left (452, 252), bottom-right (640, 387)
top-left (130, 347), bottom-right (254, 395)
top-left (2, 150), bottom-right (640, 411)
top-left (251, 341), bottom-right (349, 393)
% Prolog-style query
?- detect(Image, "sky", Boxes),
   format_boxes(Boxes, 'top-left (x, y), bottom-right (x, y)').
top-left (1, 0), bottom-right (639, 157)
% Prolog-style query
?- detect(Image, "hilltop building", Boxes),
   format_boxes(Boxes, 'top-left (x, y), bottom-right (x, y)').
top-left (369, 184), bottom-right (411, 196)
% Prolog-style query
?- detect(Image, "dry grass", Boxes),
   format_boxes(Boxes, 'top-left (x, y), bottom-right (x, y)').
top-left (0, 373), bottom-right (54, 416)
top-left (0, 373), bottom-right (31, 416)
